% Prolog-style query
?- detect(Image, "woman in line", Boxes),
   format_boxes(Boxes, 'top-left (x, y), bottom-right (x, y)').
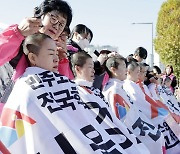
top-left (148, 66), bottom-right (180, 120)
top-left (1, 33), bottom-right (149, 154)
top-left (103, 56), bottom-right (165, 154)
top-left (1, 33), bottom-right (59, 153)
top-left (162, 76), bottom-right (180, 110)
top-left (123, 62), bottom-right (180, 154)
top-left (71, 52), bottom-right (150, 154)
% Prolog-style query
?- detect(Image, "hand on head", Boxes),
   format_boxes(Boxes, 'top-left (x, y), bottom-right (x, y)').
top-left (107, 51), bottom-right (120, 58)
top-left (18, 17), bottom-right (42, 37)
top-left (97, 54), bottom-right (108, 65)
top-left (56, 45), bottom-right (67, 60)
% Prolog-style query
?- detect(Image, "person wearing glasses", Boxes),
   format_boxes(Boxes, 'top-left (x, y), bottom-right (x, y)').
top-left (0, 0), bottom-right (72, 102)
top-left (56, 26), bottom-right (74, 79)
top-left (56, 26), bottom-right (70, 61)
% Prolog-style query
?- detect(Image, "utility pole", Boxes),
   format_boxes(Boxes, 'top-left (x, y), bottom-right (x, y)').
top-left (132, 22), bottom-right (154, 67)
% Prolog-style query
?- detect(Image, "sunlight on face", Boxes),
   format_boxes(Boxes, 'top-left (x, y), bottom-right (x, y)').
top-left (115, 60), bottom-right (127, 81)
top-left (79, 58), bottom-right (95, 82)
top-left (165, 67), bottom-right (172, 75)
top-left (34, 38), bottom-right (59, 72)
top-left (139, 67), bottom-right (147, 81)
top-left (129, 66), bottom-right (140, 82)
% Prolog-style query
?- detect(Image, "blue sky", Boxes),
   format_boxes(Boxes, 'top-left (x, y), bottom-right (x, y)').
top-left (0, 0), bottom-right (166, 57)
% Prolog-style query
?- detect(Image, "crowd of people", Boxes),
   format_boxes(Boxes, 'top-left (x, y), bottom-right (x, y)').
top-left (0, 0), bottom-right (179, 153)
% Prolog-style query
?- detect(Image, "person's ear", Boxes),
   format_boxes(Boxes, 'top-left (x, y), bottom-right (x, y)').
top-left (110, 67), bottom-right (116, 75)
top-left (41, 14), bottom-right (45, 20)
top-left (127, 69), bottom-right (131, 75)
top-left (28, 53), bottom-right (37, 66)
top-left (74, 65), bottom-right (82, 75)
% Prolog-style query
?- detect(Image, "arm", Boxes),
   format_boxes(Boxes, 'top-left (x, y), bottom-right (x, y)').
top-left (0, 24), bottom-right (24, 66)
top-left (0, 17), bottom-right (42, 66)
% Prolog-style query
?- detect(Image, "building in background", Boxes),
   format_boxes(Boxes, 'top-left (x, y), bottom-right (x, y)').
top-left (86, 44), bottom-right (164, 72)
top-left (85, 45), bottom-right (118, 61)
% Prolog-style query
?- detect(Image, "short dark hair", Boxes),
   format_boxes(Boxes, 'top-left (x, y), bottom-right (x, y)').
top-left (70, 24), bottom-right (93, 42)
top-left (71, 52), bottom-right (92, 77)
top-left (99, 50), bottom-right (111, 55)
top-left (153, 65), bottom-right (161, 75)
top-left (142, 62), bottom-right (149, 67)
top-left (34, 0), bottom-right (72, 27)
top-left (105, 56), bottom-right (126, 78)
top-left (89, 28), bottom-right (93, 42)
top-left (23, 33), bottom-right (51, 56)
top-left (139, 62), bottom-right (147, 70)
top-left (134, 47), bottom-right (147, 59)
top-left (127, 61), bottom-right (139, 71)
top-left (23, 33), bottom-right (52, 66)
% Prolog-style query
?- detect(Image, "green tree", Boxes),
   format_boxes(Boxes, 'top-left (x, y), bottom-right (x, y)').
top-left (154, 0), bottom-right (180, 79)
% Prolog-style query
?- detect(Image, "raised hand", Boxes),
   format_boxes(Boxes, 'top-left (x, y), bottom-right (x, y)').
top-left (18, 17), bottom-right (42, 37)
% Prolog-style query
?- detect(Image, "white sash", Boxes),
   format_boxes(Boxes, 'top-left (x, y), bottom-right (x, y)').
top-left (0, 67), bottom-right (148, 154)
top-left (75, 79), bottom-right (150, 154)
top-left (103, 78), bottom-right (165, 154)
top-left (124, 80), bottom-right (180, 153)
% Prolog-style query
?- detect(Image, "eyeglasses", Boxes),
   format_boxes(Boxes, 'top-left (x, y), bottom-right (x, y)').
top-left (48, 13), bottom-right (66, 28)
